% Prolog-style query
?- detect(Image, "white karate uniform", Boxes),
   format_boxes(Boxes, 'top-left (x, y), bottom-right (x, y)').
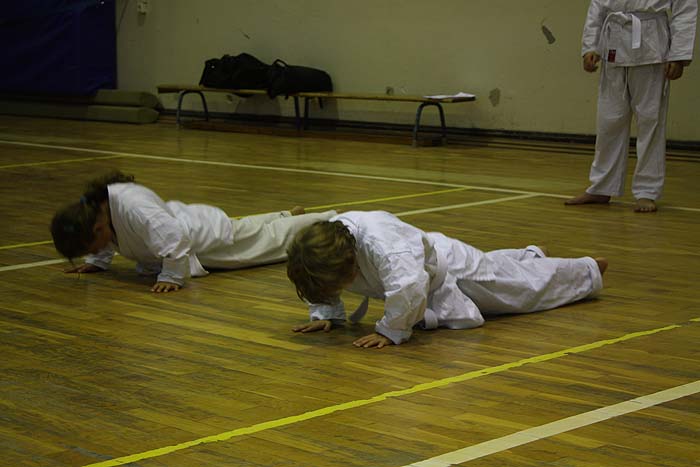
top-left (582, 0), bottom-right (697, 200)
top-left (307, 211), bottom-right (603, 345)
top-left (85, 183), bottom-right (336, 286)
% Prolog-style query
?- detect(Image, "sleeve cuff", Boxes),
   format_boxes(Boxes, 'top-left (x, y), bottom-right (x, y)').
top-left (309, 302), bottom-right (346, 324)
top-left (666, 55), bottom-right (693, 64)
top-left (158, 257), bottom-right (189, 286)
top-left (375, 321), bottom-right (412, 345)
top-left (85, 255), bottom-right (112, 271)
top-left (84, 258), bottom-right (110, 270)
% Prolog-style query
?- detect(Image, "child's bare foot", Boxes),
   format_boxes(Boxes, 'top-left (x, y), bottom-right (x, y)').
top-left (290, 206), bottom-right (306, 216)
top-left (595, 257), bottom-right (608, 275)
top-left (564, 193), bottom-right (611, 205)
top-left (634, 198), bottom-right (657, 213)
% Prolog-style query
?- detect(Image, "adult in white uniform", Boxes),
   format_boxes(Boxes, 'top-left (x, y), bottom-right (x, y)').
top-left (566, 0), bottom-right (697, 212)
top-left (287, 211), bottom-right (606, 347)
top-left (51, 172), bottom-right (336, 292)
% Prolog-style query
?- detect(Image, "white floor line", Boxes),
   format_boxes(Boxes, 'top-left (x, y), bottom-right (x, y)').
top-left (403, 380), bottom-right (700, 467)
top-left (0, 155), bottom-right (122, 170)
top-left (4, 139), bottom-right (700, 212)
top-left (4, 139), bottom-right (700, 213)
top-left (0, 258), bottom-right (66, 272)
top-left (0, 139), bottom-right (563, 197)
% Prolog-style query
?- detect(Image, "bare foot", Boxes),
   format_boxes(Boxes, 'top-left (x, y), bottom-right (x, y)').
top-left (595, 257), bottom-right (608, 275)
top-left (564, 193), bottom-right (611, 205)
top-left (634, 198), bottom-right (657, 213)
top-left (290, 206), bottom-right (306, 216)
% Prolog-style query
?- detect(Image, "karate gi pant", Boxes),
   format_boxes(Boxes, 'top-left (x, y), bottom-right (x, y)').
top-left (587, 63), bottom-right (669, 201)
top-left (457, 246), bottom-right (603, 316)
top-left (197, 210), bottom-right (336, 268)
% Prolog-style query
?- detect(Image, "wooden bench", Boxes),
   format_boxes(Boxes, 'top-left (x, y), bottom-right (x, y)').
top-left (157, 84), bottom-right (476, 146)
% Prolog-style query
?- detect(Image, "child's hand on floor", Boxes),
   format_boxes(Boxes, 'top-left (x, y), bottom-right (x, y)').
top-left (65, 263), bottom-right (103, 274)
top-left (151, 281), bottom-right (181, 293)
top-left (293, 320), bottom-right (332, 333)
top-left (353, 332), bottom-right (393, 349)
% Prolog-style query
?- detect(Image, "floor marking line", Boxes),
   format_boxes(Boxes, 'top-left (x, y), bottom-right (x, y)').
top-left (0, 195), bottom-right (529, 268)
top-left (228, 188), bottom-right (474, 219)
top-left (404, 380), bottom-right (700, 466)
top-left (306, 187), bottom-right (472, 210)
top-left (80, 319), bottom-right (695, 467)
top-left (0, 139), bottom-right (560, 196)
top-left (1, 188), bottom-right (468, 251)
top-left (3, 139), bottom-right (699, 211)
top-left (125, 153), bottom-right (538, 194)
top-left (0, 240), bottom-right (53, 251)
top-left (0, 259), bottom-right (66, 272)
top-left (398, 194), bottom-right (538, 216)
top-left (0, 155), bottom-right (122, 170)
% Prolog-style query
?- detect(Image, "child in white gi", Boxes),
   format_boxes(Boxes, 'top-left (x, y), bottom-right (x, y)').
top-left (566, 0), bottom-right (697, 212)
top-left (51, 171), bottom-right (336, 292)
top-left (287, 211), bottom-right (607, 348)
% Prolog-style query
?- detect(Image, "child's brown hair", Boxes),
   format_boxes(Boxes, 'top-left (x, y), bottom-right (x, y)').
top-left (50, 170), bottom-right (134, 260)
top-left (286, 220), bottom-right (357, 304)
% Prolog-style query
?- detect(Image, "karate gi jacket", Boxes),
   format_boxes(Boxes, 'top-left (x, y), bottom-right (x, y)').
top-left (85, 183), bottom-right (233, 286)
top-left (582, 0), bottom-right (697, 66)
top-left (307, 211), bottom-right (488, 345)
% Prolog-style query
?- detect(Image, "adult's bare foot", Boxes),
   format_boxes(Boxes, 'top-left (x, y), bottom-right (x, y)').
top-left (595, 257), bottom-right (608, 275)
top-left (564, 193), bottom-right (611, 205)
top-left (634, 198), bottom-right (657, 213)
top-left (290, 206), bottom-right (306, 216)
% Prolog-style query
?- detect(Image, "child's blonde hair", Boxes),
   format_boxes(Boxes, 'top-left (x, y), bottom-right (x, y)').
top-left (287, 220), bottom-right (357, 304)
top-left (50, 170), bottom-right (134, 260)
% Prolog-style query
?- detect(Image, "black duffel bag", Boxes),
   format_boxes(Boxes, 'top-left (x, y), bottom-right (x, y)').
top-left (199, 56), bottom-right (234, 88)
top-left (228, 53), bottom-right (270, 89)
top-left (199, 53), bottom-right (270, 89)
top-left (267, 59), bottom-right (332, 98)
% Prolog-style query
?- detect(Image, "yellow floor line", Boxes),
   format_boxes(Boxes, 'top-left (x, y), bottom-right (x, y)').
top-left (306, 187), bottom-right (471, 210)
top-left (399, 194), bottom-right (538, 216)
top-left (81, 319), bottom-right (695, 467)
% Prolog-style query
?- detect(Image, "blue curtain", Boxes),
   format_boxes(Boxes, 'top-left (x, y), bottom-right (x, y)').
top-left (0, 0), bottom-right (116, 95)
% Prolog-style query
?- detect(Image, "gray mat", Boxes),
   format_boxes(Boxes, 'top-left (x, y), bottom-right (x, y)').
top-left (0, 101), bottom-right (159, 124)
top-left (0, 89), bottom-right (160, 108)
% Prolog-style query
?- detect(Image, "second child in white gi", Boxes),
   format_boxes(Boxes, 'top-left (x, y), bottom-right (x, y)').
top-left (286, 211), bottom-right (608, 348)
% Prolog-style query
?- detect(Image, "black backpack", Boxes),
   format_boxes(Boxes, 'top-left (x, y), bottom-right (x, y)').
top-left (267, 59), bottom-right (333, 98)
top-left (199, 53), bottom-right (270, 89)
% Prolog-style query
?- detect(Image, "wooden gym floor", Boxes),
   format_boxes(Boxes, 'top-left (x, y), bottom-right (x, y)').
top-left (0, 115), bottom-right (698, 467)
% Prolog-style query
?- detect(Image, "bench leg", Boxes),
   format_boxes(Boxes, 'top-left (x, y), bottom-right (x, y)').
top-left (413, 102), bottom-right (447, 147)
top-left (176, 91), bottom-right (186, 125)
top-left (293, 96), bottom-right (301, 132)
top-left (303, 97), bottom-right (311, 130)
top-left (176, 90), bottom-right (209, 126)
top-left (436, 103), bottom-right (447, 144)
top-left (200, 92), bottom-right (210, 122)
